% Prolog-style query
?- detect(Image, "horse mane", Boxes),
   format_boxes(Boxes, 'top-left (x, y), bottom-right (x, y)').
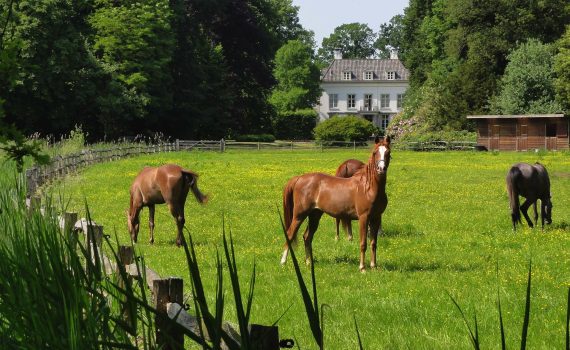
top-left (351, 145), bottom-right (379, 190)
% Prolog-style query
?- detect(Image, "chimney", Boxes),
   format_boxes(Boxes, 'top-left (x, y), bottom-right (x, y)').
top-left (389, 48), bottom-right (399, 60)
top-left (333, 48), bottom-right (343, 60)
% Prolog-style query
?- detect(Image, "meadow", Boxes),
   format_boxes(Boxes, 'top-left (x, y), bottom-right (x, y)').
top-left (48, 148), bottom-right (570, 349)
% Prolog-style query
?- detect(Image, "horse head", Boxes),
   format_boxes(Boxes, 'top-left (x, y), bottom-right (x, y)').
top-left (373, 135), bottom-right (391, 175)
top-left (126, 209), bottom-right (140, 242)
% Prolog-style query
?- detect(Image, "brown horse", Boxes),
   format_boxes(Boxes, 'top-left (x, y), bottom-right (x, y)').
top-left (281, 136), bottom-right (391, 271)
top-left (334, 159), bottom-right (365, 241)
top-left (127, 164), bottom-right (208, 246)
top-left (506, 162), bottom-right (552, 231)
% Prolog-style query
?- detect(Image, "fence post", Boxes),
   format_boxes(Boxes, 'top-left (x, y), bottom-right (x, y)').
top-left (62, 212), bottom-right (78, 249)
top-left (353, 140), bottom-right (356, 151)
top-left (249, 324), bottom-right (280, 350)
top-left (85, 222), bottom-right (103, 267)
top-left (290, 140), bottom-right (293, 151)
top-left (220, 139), bottom-right (225, 153)
top-left (118, 245), bottom-right (135, 329)
top-left (154, 278), bottom-right (184, 349)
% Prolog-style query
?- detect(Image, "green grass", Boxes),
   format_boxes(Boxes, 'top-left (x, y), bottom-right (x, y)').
top-left (47, 149), bottom-right (570, 349)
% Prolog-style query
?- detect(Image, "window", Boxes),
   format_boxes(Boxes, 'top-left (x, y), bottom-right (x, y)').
top-left (364, 71), bottom-right (373, 80)
top-left (387, 71), bottom-right (396, 80)
top-left (380, 94), bottom-right (390, 108)
top-left (343, 71), bottom-right (352, 80)
top-left (329, 94), bottom-right (338, 109)
top-left (347, 94), bottom-right (356, 109)
top-left (397, 94), bottom-right (405, 108)
top-left (364, 94), bottom-right (373, 111)
top-left (380, 114), bottom-right (390, 130)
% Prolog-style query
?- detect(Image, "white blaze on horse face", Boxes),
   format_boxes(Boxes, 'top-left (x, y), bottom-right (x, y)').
top-left (377, 146), bottom-right (387, 173)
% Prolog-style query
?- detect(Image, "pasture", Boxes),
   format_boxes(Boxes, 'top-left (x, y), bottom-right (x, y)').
top-left (49, 149), bottom-right (570, 349)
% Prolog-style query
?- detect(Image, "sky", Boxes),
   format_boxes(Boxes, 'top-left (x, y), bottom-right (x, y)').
top-left (291, 0), bottom-right (409, 47)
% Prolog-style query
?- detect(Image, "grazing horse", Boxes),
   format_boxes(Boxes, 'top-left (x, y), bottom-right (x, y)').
top-left (506, 162), bottom-right (552, 231)
top-left (334, 159), bottom-right (365, 241)
top-left (281, 136), bottom-right (391, 272)
top-left (127, 164), bottom-right (208, 246)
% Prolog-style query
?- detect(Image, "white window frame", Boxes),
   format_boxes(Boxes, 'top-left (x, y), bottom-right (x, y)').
top-left (364, 94), bottom-right (373, 111)
top-left (363, 71), bottom-right (373, 80)
top-left (347, 94), bottom-right (356, 109)
top-left (387, 71), bottom-right (396, 80)
top-left (329, 93), bottom-right (338, 109)
top-left (380, 114), bottom-right (390, 130)
top-left (380, 94), bottom-right (390, 108)
top-left (343, 71), bottom-right (352, 80)
top-left (397, 94), bottom-right (405, 108)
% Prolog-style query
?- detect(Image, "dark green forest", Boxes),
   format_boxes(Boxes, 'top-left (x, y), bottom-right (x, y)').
top-left (0, 0), bottom-right (569, 142)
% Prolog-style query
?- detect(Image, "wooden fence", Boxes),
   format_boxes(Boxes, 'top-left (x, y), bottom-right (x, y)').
top-left (26, 196), bottom-right (282, 349)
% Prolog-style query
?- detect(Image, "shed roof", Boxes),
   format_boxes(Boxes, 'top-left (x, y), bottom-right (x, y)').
top-left (466, 114), bottom-right (565, 119)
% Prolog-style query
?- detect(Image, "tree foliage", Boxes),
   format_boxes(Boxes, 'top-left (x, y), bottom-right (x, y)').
top-left (317, 23), bottom-right (376, 64)
top-left (554, 25), bottom-right (570, 113)
top-left (375, 15), bottom-right (405, 59)
top-left (491, 40), bottom-right (562, 114)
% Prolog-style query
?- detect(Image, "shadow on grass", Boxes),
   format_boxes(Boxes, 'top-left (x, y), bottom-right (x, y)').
top-left (381, 224), bottom-right (424, 238)
top-left (550, 221), bottom-right (570, 230)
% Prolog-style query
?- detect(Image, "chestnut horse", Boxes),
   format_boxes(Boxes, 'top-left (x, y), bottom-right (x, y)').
top-left (127, 164), bottom-right (208, 246)
top-left (281, 136), bottom-right (391, 271)
top-left (506, 162), bottom-right (552, 231)
top-left (334, 159), bottom-right (365, 241)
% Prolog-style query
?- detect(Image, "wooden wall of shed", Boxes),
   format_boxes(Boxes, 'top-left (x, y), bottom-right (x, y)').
top-left (474, 118), bottom-right (569, 151)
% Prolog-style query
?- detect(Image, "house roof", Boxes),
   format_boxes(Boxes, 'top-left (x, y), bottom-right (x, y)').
top-left (466, 114), bottom-right (565, 119)
top-left (321, 59), bottom-right (410, 82)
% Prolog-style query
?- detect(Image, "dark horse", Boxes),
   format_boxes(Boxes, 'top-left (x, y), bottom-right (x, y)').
top-left (506, 162), bottom-right (552, 231)
top-left (281, 136), bottom-right (391, 271)
top-left (127, 164), bottom-right (208, 246)
top-left (334, 159), bottom-right (365, 241)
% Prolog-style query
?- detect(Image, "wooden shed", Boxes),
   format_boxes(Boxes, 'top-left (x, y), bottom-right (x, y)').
top-left (466, 114), bottom-right (569, 151)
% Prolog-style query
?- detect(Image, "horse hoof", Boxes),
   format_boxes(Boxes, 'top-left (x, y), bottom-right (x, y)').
top-left (359, 266), bottom-right (366, 273)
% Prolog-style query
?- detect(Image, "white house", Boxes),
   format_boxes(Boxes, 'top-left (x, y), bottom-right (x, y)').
top-left (317, 50), bottom-right (410, 131)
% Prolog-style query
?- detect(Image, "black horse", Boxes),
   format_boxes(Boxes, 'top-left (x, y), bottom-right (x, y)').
top-left (506, 162), bottom-right (552, 231)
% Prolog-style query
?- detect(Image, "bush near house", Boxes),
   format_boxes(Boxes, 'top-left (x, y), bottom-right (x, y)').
top-left (314, 115), bottom-right (379, 142)
top-left (272, 109), bottom-right (317, 140)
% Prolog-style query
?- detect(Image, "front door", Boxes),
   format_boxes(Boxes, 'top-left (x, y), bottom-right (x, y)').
top-left (518, 123), bottom-right (528, 151)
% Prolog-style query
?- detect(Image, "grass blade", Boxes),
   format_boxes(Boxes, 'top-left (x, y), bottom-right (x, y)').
top-left (353, 315), bottom-right (364, 350)
top-left (448, 291), bottom-right (480, 350)
top-left (521, 261), bottom-right (532, 350)
top-left (566, 287), bottom-right (569, 350)
top-left (278, 209), bottom-right (322, 348)
top-left (496, 262), bottom-right (506, 350)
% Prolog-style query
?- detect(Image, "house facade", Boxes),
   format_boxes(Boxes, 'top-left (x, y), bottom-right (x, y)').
top-left (317, 51), bottom-right (410, 131)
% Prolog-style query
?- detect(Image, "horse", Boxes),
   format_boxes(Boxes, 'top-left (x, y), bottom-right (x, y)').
top-left (506, 162), bottom-right (552, 231)
top-left (334, 159), bottom-right (365, 241)
top-left (127, 164), bottom-right (208, 246)
top-left (280, 136), bottom-right (391, 272)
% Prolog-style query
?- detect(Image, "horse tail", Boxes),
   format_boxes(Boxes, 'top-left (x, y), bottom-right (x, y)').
top-left (506, 167), bottom-right (521, 227)
top-left (282, 177), bottom-right (299, 232)
top-left (182, 169), bottom-right (208, 204)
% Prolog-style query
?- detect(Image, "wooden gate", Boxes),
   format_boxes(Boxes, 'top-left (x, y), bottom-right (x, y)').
top-left (490, 125), bottom-right (500, 150)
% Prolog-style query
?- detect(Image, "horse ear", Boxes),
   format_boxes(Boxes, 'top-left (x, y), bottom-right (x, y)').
top-left (384, 135), bottom-right (391, 145)
top-left (374, 135), bottom-right (380, 144)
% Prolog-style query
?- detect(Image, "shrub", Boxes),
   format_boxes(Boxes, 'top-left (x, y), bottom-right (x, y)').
top-left (314, 116), bottom-right (378, 142)
top-left (234, 134), bottom-right (276, 142)
top-left (272, 109), bottom-right (318, 140)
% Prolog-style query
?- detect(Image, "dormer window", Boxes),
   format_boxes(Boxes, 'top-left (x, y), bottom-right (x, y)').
top-left (343, 71), bottom-right (352, 80)
top-left (387, 71), bottom-right (396, 80)
top-left (364, 71), bottom-right (373, 80)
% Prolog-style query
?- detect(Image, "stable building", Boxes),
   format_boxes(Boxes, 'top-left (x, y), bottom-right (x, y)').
top-left (466, 114), bottom-right (569, 151)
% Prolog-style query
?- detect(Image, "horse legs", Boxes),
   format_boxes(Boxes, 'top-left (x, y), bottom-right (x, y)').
top-left (281, 215), bottom-right (306, 265)
top-left (335, 218), bottom-right (340, 241)
top-left (168, 203), bottom-right (185, 247)
top-left (357, 215), bottom-right (369, 272)
top-left (532, 202), bottom-right (538, 227)
top-left (304, 211), bottom-right (323, 265)
top-left (520, 199), bottom-right (534, 228)
top-left (345, 219), bottom-right (353, 241)
top-left (368, 217), bottom-right (381, 269)
top-left (148, 204), bottom-right (155, 244)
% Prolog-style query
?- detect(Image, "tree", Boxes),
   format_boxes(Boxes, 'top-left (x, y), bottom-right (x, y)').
top-left (267, 0), bottom-right (315, 48)
top-left (554, 25), bottom-right (570, 113)
top-left (270, 40), bottom-right (321, 112)
top-left (317, 23), bottom-right (377, 64)
top-left (375, 15), bottom-right (405, 59)
top-left (491, 39), bottom-right (562, 114)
